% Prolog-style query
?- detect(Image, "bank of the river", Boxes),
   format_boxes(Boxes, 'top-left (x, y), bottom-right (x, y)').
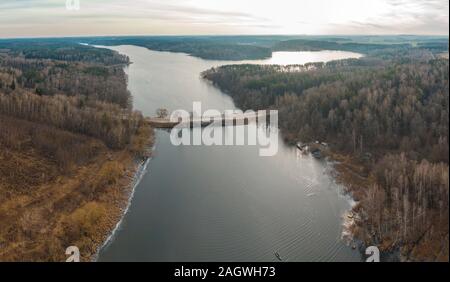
top-left (330, 151), bottom-right (402, 261)
top-left (278, 133), bottom-right (402, 259)
top-left (90, 124), bottom-right (155, 262)
top-left (91, 154), bottom-right (151, 261)
top-left (292, 142), bottom-right (410, 261)
top-left (0, 118), bottom-right (154, 262)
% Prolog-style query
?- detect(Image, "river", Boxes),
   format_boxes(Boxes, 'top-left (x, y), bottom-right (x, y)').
top-left (96, 45), bottom-right (363, 262)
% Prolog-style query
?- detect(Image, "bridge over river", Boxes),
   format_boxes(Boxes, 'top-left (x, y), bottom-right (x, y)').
top-left (146, 110), bottom-right (272, 129)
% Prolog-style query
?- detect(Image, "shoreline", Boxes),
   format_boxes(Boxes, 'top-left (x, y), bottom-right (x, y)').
top-left (86, 44), bottom-right (156, 262)
top-left (324, 148), bottom-right (403, 261)
top-left (0, 126), bottom-right (155, 262)
top-left (89, 121), bottom-right (155, 261)
top-left (294, 142), bottom-right (370, 255)
top-left (92, 147), bottom-right (154, 261)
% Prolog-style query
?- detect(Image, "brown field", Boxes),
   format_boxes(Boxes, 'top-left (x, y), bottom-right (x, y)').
top-left (0, 115), bottom-right (154, 262)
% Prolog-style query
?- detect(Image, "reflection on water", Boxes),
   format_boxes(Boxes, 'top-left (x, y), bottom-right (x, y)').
top-left (235, 50), bottom-right (363, 66)
top-left (97, 45), bottom-right (362, 262)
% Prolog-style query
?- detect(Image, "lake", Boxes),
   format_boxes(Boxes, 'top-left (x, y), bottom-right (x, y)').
top-left (97, 45), bottom-right (362, 262)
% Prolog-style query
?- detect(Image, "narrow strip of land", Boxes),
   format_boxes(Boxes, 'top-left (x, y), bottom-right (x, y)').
top-left (146, 111), bottom-right (270, 128)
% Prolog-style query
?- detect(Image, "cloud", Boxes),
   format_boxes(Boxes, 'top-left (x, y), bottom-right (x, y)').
top-left (325, 0), bottom-right (448, 35)
top-left (0, 0), bottom-right (448, 37)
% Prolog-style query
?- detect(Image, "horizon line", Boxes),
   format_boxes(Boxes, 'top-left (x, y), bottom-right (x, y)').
top-left (1, 33), bottom-right (449, 40)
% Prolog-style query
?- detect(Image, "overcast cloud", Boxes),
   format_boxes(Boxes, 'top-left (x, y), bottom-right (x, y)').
top-left (0, 0), bottom-right (448, 37)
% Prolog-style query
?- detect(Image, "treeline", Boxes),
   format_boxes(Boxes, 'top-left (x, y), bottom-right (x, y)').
top-left (0, 46), bottom-right (140, 149)
top-left (277, 59), bottom-right (449, 163)
top-left (0, 54), bottom-right (131, 107)
top-left (203, 51), bottom-right (449, 261)
top-left (203, 55), bottom-right (449, 162)
top-left (0, 40), bottom-right (155, 261)
top-left (84, 37), bottom-right (273, 61)
top-left (0, 39), bottom-right (148, 155)
top-left (0, 39), bottom-right (142, 149)
top-left (0, 112), bottom-right (152, 261)
top-left (0, 91), bottom-right (142, 149)
top-left (3, 36), bottom-right (444, 62)
top-left (0, 115), bottom-right (104, 184)
top-left (202, 62), bottom-right (367, 110)
top-left (0, 40), bottom-right (129, 65)
top-left (78, 35), bottom-right (449, 60)
top-left (272, 39), bottom-right (410, 54)
top-left (357, 154), bottom-right (449, 261)
top-left (272, 38), bottom-right (448, 55)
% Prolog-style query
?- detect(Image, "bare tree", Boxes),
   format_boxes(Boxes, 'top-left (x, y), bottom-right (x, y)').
top-left (156, 108), bottom-right (169, 119)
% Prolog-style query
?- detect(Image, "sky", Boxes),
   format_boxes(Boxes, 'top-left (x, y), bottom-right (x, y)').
top-left (0, 0), bottom-right (448, 38)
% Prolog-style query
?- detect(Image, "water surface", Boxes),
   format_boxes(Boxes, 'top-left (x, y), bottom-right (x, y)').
top-left (233, 50), bottom-right (362, 65)
top-left (97, 45), bottom-right (362, 262)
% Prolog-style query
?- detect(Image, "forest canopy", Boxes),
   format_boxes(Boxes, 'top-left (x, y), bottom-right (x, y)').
top-left (0, 39), bottom-right (152, 261)
top-left (203, 45), bottom-right (449, 261)
top-left (5, 35), bottom-right (444, 61)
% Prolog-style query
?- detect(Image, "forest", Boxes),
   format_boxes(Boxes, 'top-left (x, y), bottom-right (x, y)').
top-left (80, 36), bottom-right (273, 61)
top-left (203, 46), bottom-right (449, 261)
top-left (0, 40), bottom-right (129, 65)
top-left (0, 36), bottom-right (448, 261)
top-left (0, 41), bottom-right (152, 261)
top-left (16, 35), bottom-right (445, 61)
